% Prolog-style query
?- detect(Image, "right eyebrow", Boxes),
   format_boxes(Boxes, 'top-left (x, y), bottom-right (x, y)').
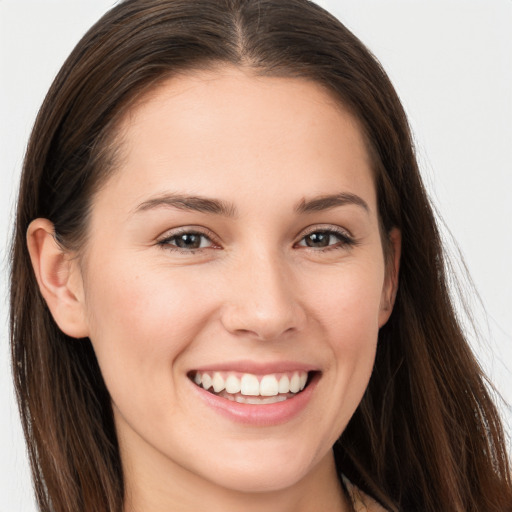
top-left (132, 193), bottom-right (238, 218)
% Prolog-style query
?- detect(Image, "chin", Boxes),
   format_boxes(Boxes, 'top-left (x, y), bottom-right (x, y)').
top-left (188, 441), bottom-right (322, 494)
top-left (208, 464), bottom-right (309, 494)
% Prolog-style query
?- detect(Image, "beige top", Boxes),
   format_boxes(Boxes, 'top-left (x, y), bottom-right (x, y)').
top-left (343, 476), bottom-right (388, 512)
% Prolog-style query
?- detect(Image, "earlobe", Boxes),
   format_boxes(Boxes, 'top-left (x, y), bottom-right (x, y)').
top-left (27, 219), bottom-right (89, 338)
top-left (378, 228), bottom-right (401, 327)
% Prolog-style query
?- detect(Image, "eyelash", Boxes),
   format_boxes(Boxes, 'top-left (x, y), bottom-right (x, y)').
top-left (157, 226), bottom-right (356, 253)
top-left (295, 226), bottom-right (356, 251)
top-left (157, 228), bottom-right (219, 253)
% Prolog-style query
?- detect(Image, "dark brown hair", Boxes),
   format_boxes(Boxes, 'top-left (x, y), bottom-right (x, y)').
top-left (10, 1), bottom-right (512, 511)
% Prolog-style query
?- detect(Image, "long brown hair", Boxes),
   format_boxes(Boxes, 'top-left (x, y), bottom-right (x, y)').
top-left (10, 1), bottom-right (511, 510)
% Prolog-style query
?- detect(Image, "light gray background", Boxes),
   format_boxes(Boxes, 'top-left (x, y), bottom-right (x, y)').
top-left (1, 1), bottom-right (511, 510)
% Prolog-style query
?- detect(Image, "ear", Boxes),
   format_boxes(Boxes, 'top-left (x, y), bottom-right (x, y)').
top-left (378, 227), bottom-right (401, 327)
top-left (27, 218), bottom-right (89, 338)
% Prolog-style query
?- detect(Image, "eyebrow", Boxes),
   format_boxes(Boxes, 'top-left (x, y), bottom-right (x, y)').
top-left (295, 193), bottom-right (369, 214)
top-left (134, 193), bottom-right (238, 217)
top-left (133, 191), bottom-right (369, 217)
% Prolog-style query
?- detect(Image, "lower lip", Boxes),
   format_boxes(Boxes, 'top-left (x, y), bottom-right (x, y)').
top-left (190, 373), bottom-right (319, 426)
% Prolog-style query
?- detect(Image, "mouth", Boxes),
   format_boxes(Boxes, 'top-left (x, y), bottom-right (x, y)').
top-left (188, 370), bottom-right (314, 405)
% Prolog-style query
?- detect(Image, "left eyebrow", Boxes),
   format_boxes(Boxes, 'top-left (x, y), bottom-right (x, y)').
top-left (295, 193), bottom-right (370, 214)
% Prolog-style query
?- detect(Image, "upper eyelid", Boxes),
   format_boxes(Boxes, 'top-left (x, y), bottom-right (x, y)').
top-left (296, 224), bottom-right (353, 240)
top-left (157, 226), bottom-right (217, 242)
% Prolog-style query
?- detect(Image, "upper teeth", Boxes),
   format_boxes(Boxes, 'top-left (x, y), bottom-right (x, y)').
top-left (193, 371), bottom-right (308, 396)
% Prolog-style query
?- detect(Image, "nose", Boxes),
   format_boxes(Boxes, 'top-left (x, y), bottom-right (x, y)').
top-left (219, 249), bottom-right (306, 341)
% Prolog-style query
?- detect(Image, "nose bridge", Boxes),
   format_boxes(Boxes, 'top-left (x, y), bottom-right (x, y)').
top-left (220, 244), bottom-right (305, 340)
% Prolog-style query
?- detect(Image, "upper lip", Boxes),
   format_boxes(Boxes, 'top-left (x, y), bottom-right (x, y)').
top-left (190, 360), bottom-right (319, 375)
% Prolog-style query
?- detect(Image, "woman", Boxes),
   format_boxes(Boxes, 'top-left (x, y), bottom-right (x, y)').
top-left (9, 0), bottom-right (512, 511)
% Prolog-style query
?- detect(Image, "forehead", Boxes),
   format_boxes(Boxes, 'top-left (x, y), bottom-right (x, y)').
top-left (97, 66), bottom-right (376, 214)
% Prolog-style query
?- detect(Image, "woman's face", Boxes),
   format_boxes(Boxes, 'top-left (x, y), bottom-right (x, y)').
top-left (74, 68), bottom-right (398, 499)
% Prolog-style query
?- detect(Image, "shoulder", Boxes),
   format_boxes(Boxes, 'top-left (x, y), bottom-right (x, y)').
top-left (342, 475), bottom-right (389, 512)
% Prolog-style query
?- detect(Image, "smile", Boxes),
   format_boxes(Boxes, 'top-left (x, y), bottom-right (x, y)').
top-left (190, 370), bottom-right (310, 405)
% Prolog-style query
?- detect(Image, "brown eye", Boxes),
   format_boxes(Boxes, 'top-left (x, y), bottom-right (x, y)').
top-left (303, 232), bottom-right (332, 248)
top-left (173, 233), bottom-right (203, 249)
top-left (159, 231), bottom-right (214, 251)
top-left (297, 229), bottom-right (354, 250)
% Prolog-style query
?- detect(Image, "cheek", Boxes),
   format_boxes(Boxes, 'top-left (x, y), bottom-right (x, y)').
top-left (82, 260), bottom-right (215, 408)
top-left (310, 262), bottom-right (385, 344)
top-left (310, 262), bottom-right (384, 397)
top-left (86, 257), bottom-right (211, 336)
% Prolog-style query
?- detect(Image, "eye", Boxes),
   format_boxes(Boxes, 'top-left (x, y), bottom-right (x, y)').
top-left (296, 228), bottom-right (354, 250)
top-left (157, 230), bottom-right (217, 251)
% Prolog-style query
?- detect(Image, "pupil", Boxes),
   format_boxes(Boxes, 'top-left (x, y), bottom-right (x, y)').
top-left (176, 234), bottom-right (200, 249)
top-left (307, 232), bottom-right (329, 247)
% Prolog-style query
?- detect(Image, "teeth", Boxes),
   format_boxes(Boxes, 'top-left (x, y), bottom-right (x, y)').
top-left (241, 374), bottom-right (260, 396)
top-left (235, 395), bottom-right (288, 404)
top-left (201, 373), bottom-right (212, 390)
top-left (260, 375), bottom-right (279, 396)
top-left (193, 370), bottom-right (309, 398)
top-left (289, 372), bottom-right (301, 393)
top-left (278, 375), bottom-right (290, 394)
top-left (299, 372), bottom-right (307, 391)
top-left (225, 374), bottom-right (241, 394)
top-left (212, 372), bottom-right (225, 393)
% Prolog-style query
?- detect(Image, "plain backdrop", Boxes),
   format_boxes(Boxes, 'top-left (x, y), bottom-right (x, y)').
top-left (1, 1), bottom-right (511, 510)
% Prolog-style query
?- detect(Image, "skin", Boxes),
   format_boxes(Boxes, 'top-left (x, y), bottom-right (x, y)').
top-left (28, 67), bottom-right (400, 512)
